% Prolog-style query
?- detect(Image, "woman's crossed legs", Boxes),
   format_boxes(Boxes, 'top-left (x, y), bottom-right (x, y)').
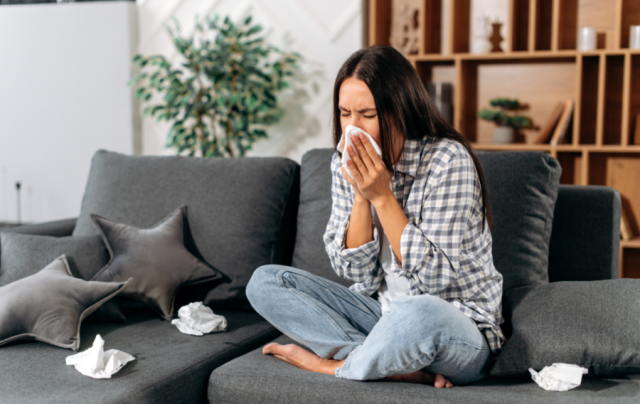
top-left (246, 265), bottom-right (491, 387)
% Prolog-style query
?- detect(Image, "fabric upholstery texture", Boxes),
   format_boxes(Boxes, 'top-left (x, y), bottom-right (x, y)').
top-left (209, 335), bottom-right (640, 404)
top-left (548, 185), bottom-right (621, 282)
top-left (475, 151), bottom-right (561, 292)
top-left (0, 218), bottom-right (77, 238)
top-left (0, 232), bottom-right (124, 322)
top-left (491, 279), bottom-right (640, 378)
top-left (0, 308), bottom-right (281, 404)
top-left (0, 256), bottom-right (129, 351)
top-left (73, 150), bottom-right (299, 311)
top-left (290, 149), bottom-right (352, 287)
top-left (91, 206), bottom-right (222, 321)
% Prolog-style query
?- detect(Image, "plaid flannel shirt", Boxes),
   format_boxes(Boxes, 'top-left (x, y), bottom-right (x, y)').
top-left (323, 136), bottom-right (505, 355)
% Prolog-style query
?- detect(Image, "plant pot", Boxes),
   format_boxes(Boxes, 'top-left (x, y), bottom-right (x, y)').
top-left (493, 126), bottom-right (514, 144)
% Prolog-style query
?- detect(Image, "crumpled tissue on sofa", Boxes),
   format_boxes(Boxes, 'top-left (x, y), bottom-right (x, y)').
top-left (529, 363), bottom-right (588, 391)
top-left (66, 334), bottom-right (135, 379)
top-left (171, 302), bottom-right (227, 336)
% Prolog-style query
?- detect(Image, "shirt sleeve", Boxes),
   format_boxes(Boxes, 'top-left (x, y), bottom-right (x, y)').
top-left (394, 148), bottom-right (482, 296)
top-left (323, 153), bottom-right (382, 294)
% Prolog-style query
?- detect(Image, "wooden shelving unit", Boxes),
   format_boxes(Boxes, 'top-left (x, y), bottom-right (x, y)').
top-left (366, 0), bottom-right (640, 278)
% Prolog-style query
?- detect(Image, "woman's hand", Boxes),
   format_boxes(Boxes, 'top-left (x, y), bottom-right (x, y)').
top-left (341, 133), bottom-right (393, 206)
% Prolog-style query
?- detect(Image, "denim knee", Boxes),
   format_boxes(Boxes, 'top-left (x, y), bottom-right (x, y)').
top-left (246, 264), bottom-right (281, 304)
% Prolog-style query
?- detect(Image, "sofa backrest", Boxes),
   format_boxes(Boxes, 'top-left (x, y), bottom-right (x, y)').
top-left (292, 148), bottom-right (564, 293)
top-left (73, 150), bottom-right (300, 311)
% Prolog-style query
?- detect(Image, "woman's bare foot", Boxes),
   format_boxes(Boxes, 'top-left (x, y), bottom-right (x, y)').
top-left (263, 342), bottom-right (344, 375)
top-left (263, 342), bottom-right (453, 387)
top-left (385, 371), bottom-right (453, 388)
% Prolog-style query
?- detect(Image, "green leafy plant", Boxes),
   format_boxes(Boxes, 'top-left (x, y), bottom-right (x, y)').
top-left (478, 97), bottom-right (531, 129)
top-left (128, 14), bottom-right (302, 157)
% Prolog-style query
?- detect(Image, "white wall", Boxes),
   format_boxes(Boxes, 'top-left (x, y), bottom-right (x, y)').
top-left (0, 2), bottom-right (139, 223)
top-left (136, 0), bottom-right (362, 163)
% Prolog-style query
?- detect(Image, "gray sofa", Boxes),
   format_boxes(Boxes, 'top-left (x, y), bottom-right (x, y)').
top-left (0, 148), bottom-right (638, 404)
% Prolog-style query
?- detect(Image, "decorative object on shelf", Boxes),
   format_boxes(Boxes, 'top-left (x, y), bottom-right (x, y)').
top-left (533, 102), bottom-right (564, 144)
top-left (489, 20), bottom-right (504, 52)
top-left (549, 100), bottom-right (574, 146)
top-left (630, 26), bottom-right (640, 50)
top-left (621, 204), bottom-right (634, 241)
top-left (470, 14), bottom-right (491, 54)
top-left (389, 0), bottom-right (421, 55)
top-left (128, 14), bottom-right (302, 158)
top-left (577, 27), bottom-right (597, 51)
top-left (427, 82), bottom-right (453, 125)
top-left (478, 98), bottom-right (531, 144)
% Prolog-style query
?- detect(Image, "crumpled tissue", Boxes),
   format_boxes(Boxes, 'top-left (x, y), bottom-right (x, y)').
top-left (336, 125), bottom-right (382, 180)
top-left (529, 363), bottom-right (588, 391)
top-left (171, 302), bottom-right (227, 336)
top-left (65, 334), bottom-right (135, 379)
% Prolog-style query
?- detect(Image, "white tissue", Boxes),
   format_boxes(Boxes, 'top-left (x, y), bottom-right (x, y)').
top-left (65, 334), bottom-right (135, 379)
top-left (171, 302), bottom-right (227, 336)
top-left (529, 363), bottom-right (588, 391)
top-left (336, 125), bottom-right (382, 180)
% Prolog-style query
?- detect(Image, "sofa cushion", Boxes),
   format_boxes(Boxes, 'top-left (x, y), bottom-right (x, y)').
top-left (0, 232), bottom-right (125, 322)
top-left (491, 279), bottom-right (640, 378)
top-left (291, 149), bottom-right (351, 287)
top-left (208, 334), bottom-right (640, 404)
top-left (72, 150), bottom-right (299, 311)
top-left (91, 206), bottom-right (221, 321)
top-left (476, 151), bottom-right (561, 292)
top-left (0, 256), bottom-right (129, 351)
top-left (0, 307), bottom-right (281, 404)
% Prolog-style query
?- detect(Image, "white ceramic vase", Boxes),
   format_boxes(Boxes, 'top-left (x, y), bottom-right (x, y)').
top-left (493, 126), bottom-right (514, 144)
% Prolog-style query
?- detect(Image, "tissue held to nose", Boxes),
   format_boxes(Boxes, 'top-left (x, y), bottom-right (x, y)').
top-left (336, 125), bottom-right (382, 180)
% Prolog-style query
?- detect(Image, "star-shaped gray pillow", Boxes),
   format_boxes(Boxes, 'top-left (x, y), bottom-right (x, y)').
top-left (91, 205), bottom-right (222, 321)
top-left (0, 255), bottom-right (130, 351)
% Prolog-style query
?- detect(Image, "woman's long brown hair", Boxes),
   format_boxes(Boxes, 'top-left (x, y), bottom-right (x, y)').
top-left (332, 44), bottom-right (493, 230)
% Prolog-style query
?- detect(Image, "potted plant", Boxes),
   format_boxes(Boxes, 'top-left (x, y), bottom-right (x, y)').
top-left (478, 98), bottom-right (531, 144)
top-left (128, 14), bottom-right (302, 157)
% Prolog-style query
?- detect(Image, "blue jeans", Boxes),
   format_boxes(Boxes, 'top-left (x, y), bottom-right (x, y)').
top-left (246, 265), bottom-right (492, 384)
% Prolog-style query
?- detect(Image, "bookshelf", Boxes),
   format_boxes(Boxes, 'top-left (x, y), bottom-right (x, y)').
top-left (365, 0), bottom-right (640, 278)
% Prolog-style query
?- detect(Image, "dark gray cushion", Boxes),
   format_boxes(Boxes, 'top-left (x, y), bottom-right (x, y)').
top-left (476, 151), bottom-right (561, 292)
top-left (73, 150), bottom-right (299, 311)
top-left (548, 185), bottom-right (621, 282)
top-left (209, 334), bottom-right (640, 404)
top-left (0, 218), bottom-right (77, 237)
top-left (291, 149), bottom-right (351, 287)
top-left (0, 233), bottom-right (125, 322)
top-left (0, 307), bottom-right (281, 404)
top-left (91, 205), bottom-right (222, 321)
top-left (0, 256), bottom-right (129, 351)
top-left (491, 280), bottom-right (640, 378)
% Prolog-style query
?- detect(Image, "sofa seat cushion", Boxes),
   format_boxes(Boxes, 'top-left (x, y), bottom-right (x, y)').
top-left (208, 335), bottom-right (640, 404)
top-left (72, 150), bottom-right (300, 311)
top-left (0, 308), bottom-right (281, 404)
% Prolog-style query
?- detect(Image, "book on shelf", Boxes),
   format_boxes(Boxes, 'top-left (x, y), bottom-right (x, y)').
top-left (621, 204), bottom-right (634, 241)
top-left (634, 113), bottom-right (640, 146)
top-left (534, 102), bottom-right (565, 144)
top-left (550, 100), bottom-right (574, 146)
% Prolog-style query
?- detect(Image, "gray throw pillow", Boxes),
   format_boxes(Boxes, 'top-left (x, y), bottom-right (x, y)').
top-left (91, 205), bottom-right (223, 321)
top-left (0, 233), bottom-right (125, 322)
top-left (490, 279), bottom-right (640, 377)
top-left (0, 255), bottom-right (130, 351)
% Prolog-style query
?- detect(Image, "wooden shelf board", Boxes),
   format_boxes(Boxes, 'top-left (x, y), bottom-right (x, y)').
top-left (470, 144), bottom-right (640, 153)
top-left (409, 49), bottom-right (640, 63)
top-left (621, 237), bottom-right (640, 249)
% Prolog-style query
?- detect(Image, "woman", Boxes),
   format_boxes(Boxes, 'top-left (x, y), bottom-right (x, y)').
top-left (245, 45), bottom-right (504, 388)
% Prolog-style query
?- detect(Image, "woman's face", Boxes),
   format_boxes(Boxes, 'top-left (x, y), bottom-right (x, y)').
top-left (338, 76), bottom-right (403, 163)
top-left (338, 77), bottom-right (381, 147)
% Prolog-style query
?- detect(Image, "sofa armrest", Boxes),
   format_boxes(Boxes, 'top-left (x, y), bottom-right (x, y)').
top-left (0, 218), bottom-right (77, 237)
top-left (548, 185), bottom-right (620, 282)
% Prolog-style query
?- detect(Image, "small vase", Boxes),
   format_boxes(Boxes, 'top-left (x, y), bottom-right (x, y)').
top-left (493, 126), bottom-right (514, 144)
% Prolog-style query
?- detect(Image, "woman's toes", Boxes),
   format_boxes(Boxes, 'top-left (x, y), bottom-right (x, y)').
top-left (435, 374), bottom-right (450, 388)
top-left (263, 343), bottom-right (279, 354)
